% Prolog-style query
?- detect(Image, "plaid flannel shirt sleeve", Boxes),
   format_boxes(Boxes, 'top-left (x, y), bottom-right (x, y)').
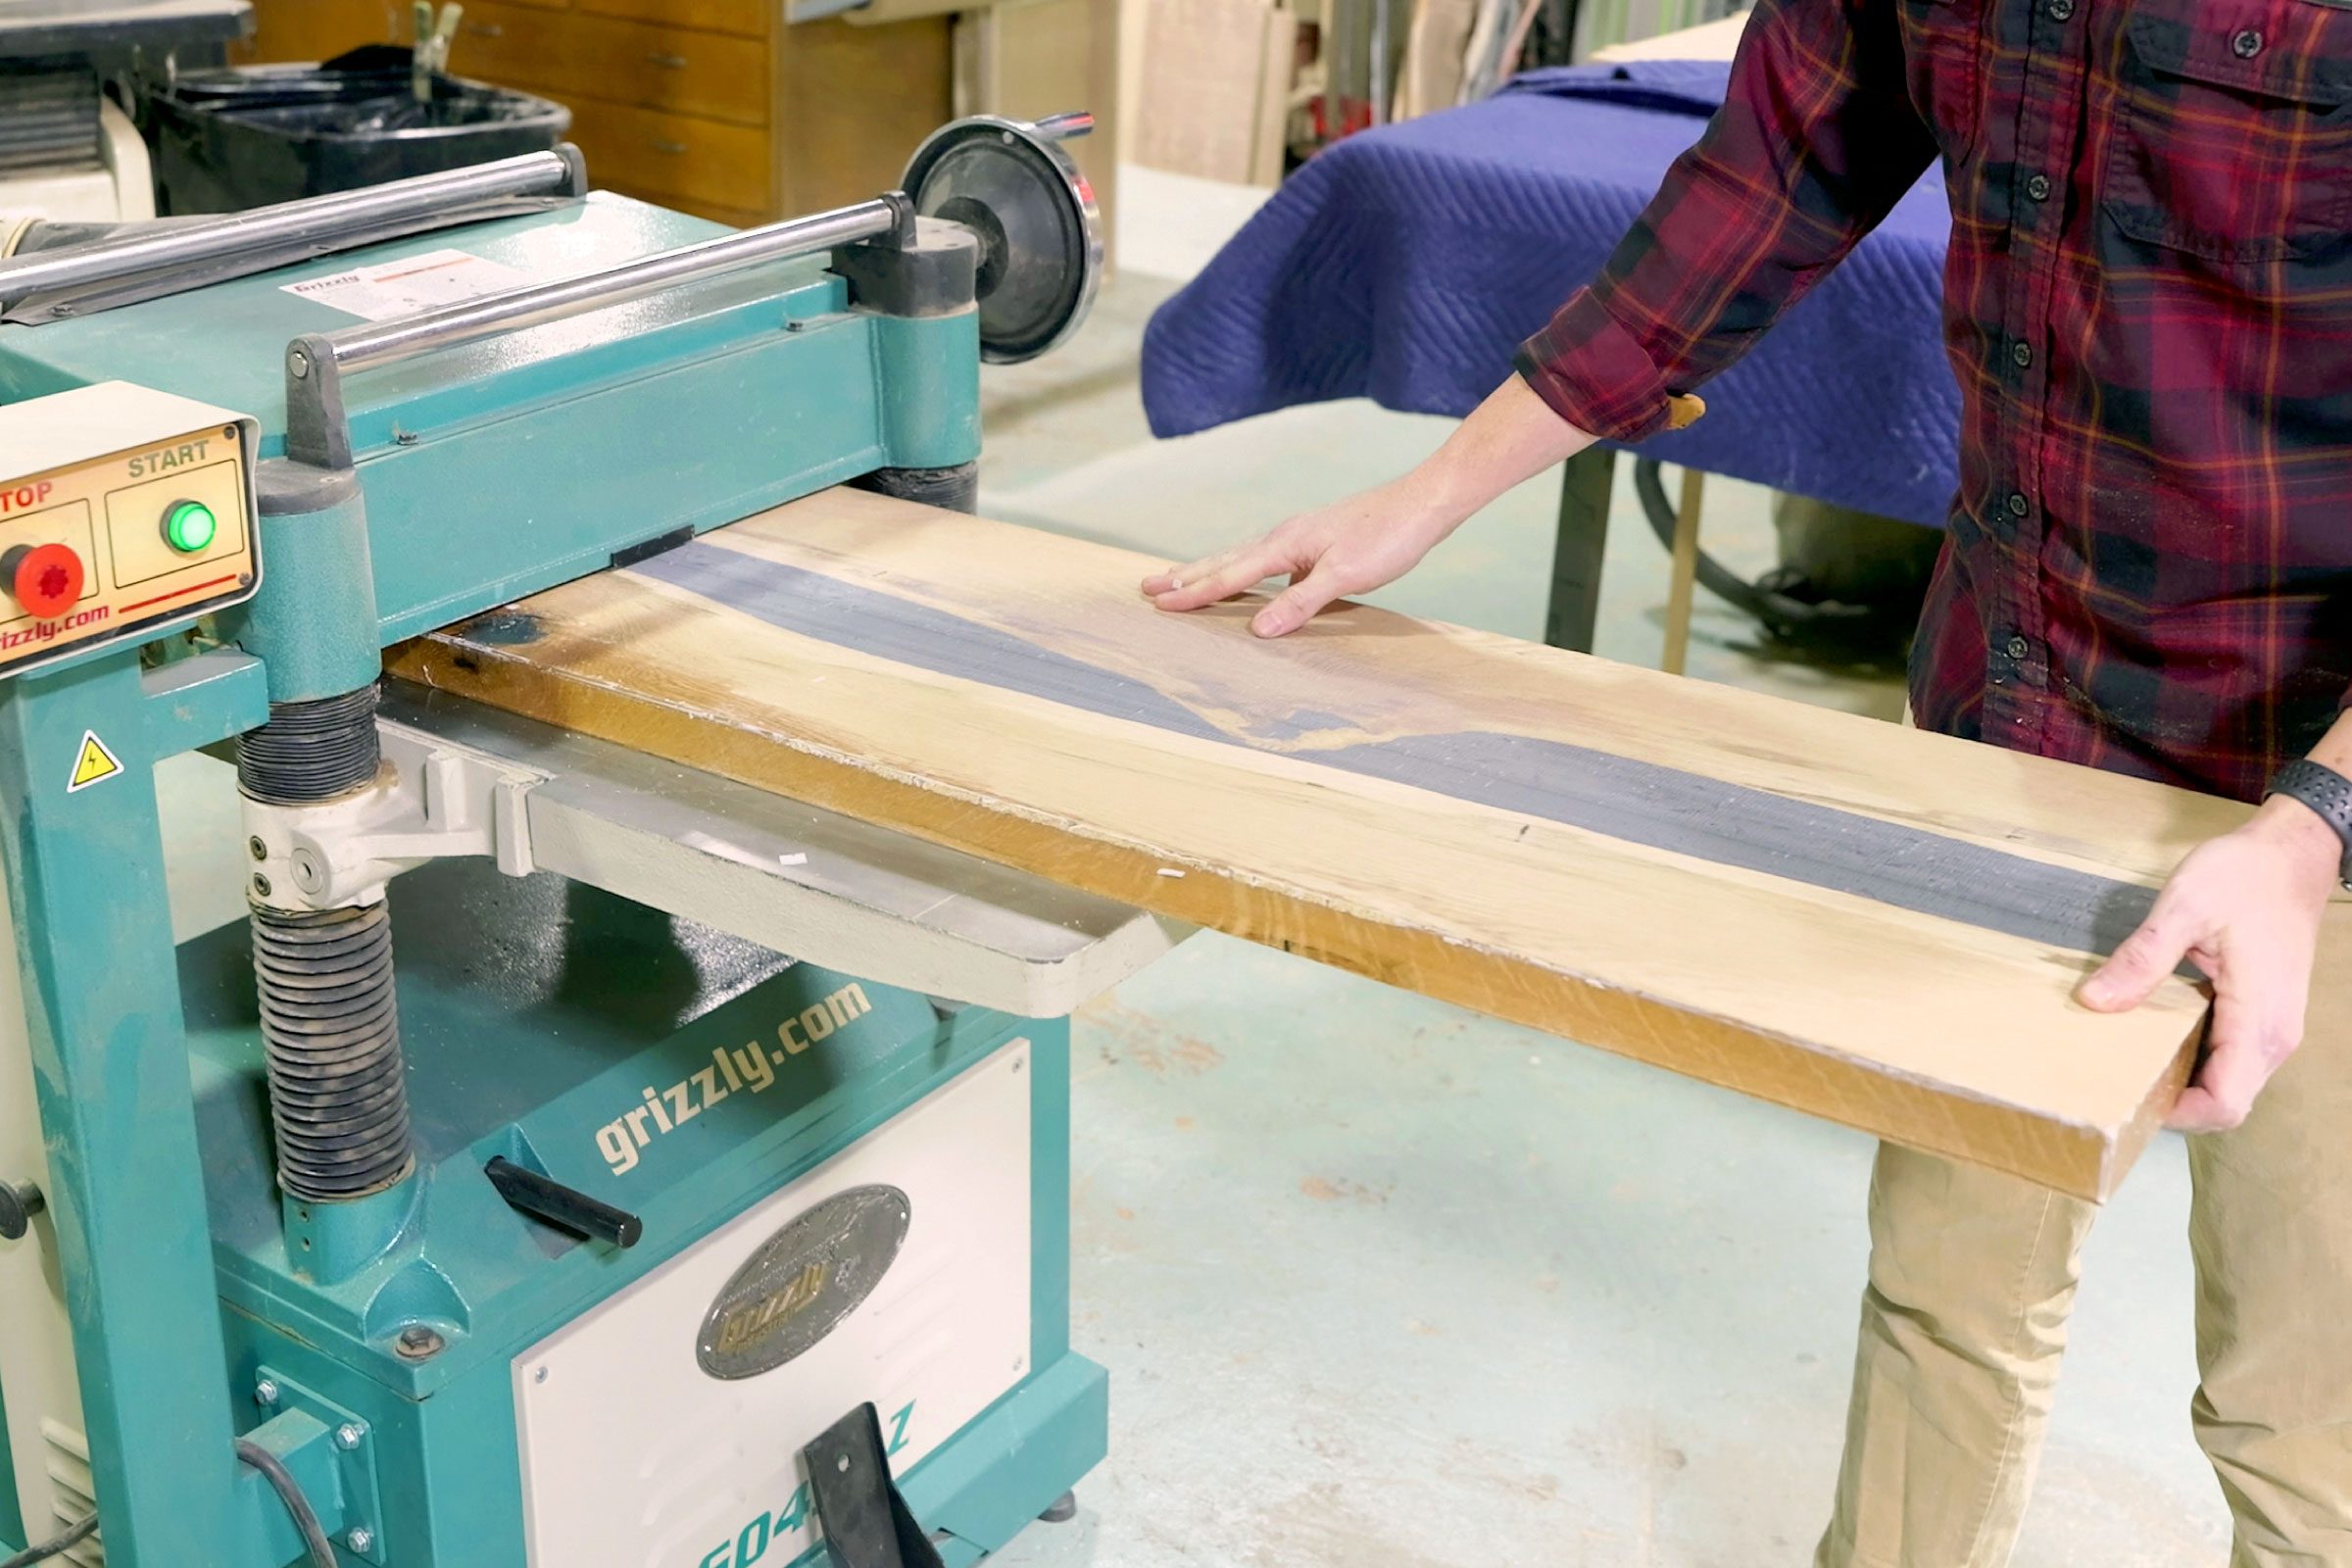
top-left (1515, 0), bottom-right (1939, 443)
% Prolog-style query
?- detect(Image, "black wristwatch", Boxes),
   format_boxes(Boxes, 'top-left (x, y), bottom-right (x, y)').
top-left (2264, 759), bottom-right (2352, 891)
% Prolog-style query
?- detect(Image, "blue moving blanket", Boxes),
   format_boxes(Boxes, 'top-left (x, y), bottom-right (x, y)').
top-left (1139, 63), bottom-right (1960, 528)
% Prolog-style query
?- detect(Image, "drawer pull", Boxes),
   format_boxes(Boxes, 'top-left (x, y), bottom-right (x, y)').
top-left (464, 20), bottom-right (506, 35)
top-left (649, 136), bottom-right (689, 154)
top-left (646, 50), bottom-right (690, 68)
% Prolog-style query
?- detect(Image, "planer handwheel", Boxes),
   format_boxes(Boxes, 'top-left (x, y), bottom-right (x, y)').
top-left (903, 114), bottom-right (1103, 365)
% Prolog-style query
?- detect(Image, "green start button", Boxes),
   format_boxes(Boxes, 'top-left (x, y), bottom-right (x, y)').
top-left (163, 499), bottom-right (217, 554)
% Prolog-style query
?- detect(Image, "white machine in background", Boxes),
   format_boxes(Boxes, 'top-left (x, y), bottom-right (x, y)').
top-left (0, 2), bottom-right (252, 230)
top-left (0, 98), bottom-right (153, 226)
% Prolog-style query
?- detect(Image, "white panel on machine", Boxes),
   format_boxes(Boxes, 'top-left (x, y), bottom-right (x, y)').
top-left (513, 1041), bottom-right (1034, 1568)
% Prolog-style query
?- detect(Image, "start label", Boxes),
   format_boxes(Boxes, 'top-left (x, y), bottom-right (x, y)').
top-left (67, 730), bottom-right (120, 793)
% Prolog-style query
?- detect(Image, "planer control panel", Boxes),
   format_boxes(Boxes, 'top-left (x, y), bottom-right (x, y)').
top-left (0, 381), bottom-right (261, 679)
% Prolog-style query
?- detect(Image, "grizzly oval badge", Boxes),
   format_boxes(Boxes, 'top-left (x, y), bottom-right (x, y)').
top-left (698, 1185), bottom-right (910, 1380)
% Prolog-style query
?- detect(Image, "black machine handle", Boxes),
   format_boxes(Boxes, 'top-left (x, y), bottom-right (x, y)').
top-left (485, 1156), bottom-right (642, 1249)
top-left (0, 1179), bottom-right (43, 1242)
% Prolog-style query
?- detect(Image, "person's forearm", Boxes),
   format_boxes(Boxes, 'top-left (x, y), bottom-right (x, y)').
top-left (2304, 710), bottom-right (2352, 778)
top-left (1397, 377), bottom-right (1597, 542)
top-left (1139, 375), bottom-right (1604, 633)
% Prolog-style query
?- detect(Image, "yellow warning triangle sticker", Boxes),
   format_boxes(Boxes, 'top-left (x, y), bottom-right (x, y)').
top-left (67, 730), bottom-right (121, 794)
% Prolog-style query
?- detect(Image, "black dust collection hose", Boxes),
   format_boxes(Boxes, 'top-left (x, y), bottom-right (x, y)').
top-left (1631, 459), bottom-right (1887, 642)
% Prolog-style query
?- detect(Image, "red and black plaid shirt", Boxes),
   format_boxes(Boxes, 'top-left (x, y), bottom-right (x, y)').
top-left (1516, 0), bottom-right (2352, 803)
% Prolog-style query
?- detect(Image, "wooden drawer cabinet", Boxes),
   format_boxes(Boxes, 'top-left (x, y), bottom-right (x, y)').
top-left (575, 0), bottom-right (771, 38)
top-left (229, 1), bottom-right (405, 65)
top-left (244, 0), bottom-right (952, 225)
top-left (777, 18), bottom-right (952, 213)
top-left (601, 182), bottom-right (768, 228)
top-left (563, 95), bottom-right (773, 210)
top-left (238, 0), bottom-right (1112, 246)
top-left (456, 2), bottom-right (769, 125)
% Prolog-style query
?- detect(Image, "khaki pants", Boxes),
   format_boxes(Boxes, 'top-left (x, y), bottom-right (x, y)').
top-left (1814, 909), bottom-right (2352, 1563)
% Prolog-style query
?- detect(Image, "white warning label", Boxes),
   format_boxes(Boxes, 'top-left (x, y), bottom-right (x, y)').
top-left (281, 248), bottom-right (538, 322)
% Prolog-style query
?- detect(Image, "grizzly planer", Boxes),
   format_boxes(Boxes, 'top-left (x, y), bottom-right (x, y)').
top-left (0, 113), bottom-right (1176, 1568)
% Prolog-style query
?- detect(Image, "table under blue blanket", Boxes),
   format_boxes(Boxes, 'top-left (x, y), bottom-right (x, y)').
top-left (1140, 62), bottom-right (1961, 529)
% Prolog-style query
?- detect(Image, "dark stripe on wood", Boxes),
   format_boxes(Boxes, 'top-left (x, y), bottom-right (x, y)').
top-left (632, 543), bottom-right (2162, 961)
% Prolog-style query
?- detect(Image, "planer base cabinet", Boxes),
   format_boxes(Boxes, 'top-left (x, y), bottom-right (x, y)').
top-left (179, 858), bottom-right (1102, 1568)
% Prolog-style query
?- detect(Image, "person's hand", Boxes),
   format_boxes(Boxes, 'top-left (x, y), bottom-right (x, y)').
top-left (1139, 476), bottom-right (1459, 638)
top-left (1139, 377), bottom-right (1599, 636)
top-left (2078, 797), bottom-right (2338, 1131)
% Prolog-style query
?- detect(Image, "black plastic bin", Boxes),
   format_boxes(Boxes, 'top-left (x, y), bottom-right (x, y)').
top-left (146, 45), bottom-right (569, 215)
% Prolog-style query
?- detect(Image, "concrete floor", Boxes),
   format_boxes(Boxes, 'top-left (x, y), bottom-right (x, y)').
top-left (977, 247), bottom-right (2233, 1565)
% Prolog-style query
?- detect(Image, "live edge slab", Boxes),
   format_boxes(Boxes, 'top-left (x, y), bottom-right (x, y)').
top-left (393, 488), bottom-right (2242, 1200)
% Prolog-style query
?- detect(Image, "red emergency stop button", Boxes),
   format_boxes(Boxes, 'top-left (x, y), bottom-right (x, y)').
top-left (8, 543), bottom-right (84, 620)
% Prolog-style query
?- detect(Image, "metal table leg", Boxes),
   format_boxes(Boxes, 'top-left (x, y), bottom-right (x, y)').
top-left (1544, 444), bottom-right (1615, 653)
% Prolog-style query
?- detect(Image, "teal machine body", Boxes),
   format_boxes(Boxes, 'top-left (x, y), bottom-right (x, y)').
top-left (0, 117), bottom-right (1152, 1568)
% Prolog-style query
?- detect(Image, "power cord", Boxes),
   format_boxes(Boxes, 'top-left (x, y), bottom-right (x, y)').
top-left (0, 1514), bottom-right (96, 1568)
top-left (235, 1439), bottom-right (338, 1568)
top-left (2, 1436), bottom-right (341, 1568)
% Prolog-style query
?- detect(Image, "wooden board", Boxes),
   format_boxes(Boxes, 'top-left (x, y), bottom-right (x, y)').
top-left (772, 17), bottom-right (955, 219)
top-left (392, 490), bottom-right (2230, 1200)
top-left (1131, 0), bottom-right (1295, 185)
top-left (1393, 0), bottom-right (1477, 118)
top-left (956, 0), bottom-right (1125, 269)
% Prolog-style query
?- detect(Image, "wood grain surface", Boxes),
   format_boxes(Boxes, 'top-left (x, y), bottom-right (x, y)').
top-left (392, 489), bottom-right (2230, 1199)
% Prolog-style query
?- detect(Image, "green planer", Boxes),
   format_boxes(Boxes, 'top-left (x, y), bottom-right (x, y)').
top-left (0, 114), bottom-right (1177, 1568)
